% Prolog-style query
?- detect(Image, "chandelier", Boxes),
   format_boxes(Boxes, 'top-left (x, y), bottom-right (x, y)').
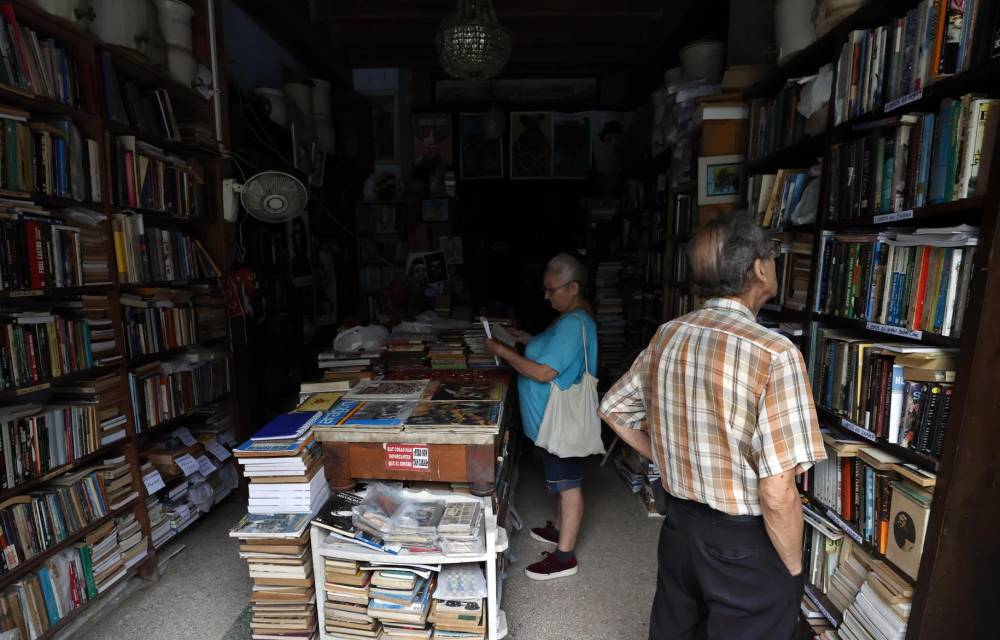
top-left (435, 0), bottom-right (511, 80)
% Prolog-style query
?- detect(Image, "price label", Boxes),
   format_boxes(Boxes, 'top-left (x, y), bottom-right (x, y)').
top-left (175, 505), bottom-right (190, 522)
top-left (175, 454), bottom-right (200, 477)
top-left (873, 209), bottom-right (913, 224)
top-left (865, 322), bottom-right (923, 340)
top-left (143, 470), bottom-right (166, 495)
top-left (173, 427), bottom-right (197, 447)
top-left (207, 440), bottom-right (231, 462)
top-left (826, 508), bottom-right (864, 545)
top-left (838, 417), bottom-right (877, 442)
top-left (197, 455), bottom-right (217, 476)
top-left (884, 89), bottom-right (923, 112)
top-left (220, 431), bottom-right (237, 447)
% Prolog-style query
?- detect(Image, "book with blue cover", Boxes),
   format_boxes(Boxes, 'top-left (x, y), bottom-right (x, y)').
top-left (234, 433), bottom-right (313, 458)
top-left (250, 411), bottom-right (320, 441)
top-left (316, 400), bottom-right (415, 428)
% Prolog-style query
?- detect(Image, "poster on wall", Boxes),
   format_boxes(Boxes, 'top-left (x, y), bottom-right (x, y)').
top-left (366, 91), bottom-right (398, 162)
top-left (553, 112), bottom-right (591, 178)
top-left (413, 114), bottom-right (453, 166)
top-left (590, 111), bottom-right (630, 178)
top-left (510, 112), bottom-right (553, 179)
top-left (287, 214), bottom-right (314, 286)
top-left (697, 154), bottom-right (746, 205)
top-left (459, 113), bottom-right (503, 179)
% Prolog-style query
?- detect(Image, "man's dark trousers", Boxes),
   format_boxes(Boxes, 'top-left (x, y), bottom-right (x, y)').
top-left (648, 494), bottom-right (803, 640)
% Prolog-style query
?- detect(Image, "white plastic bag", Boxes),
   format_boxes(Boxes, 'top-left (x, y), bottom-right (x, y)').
top-left (334, 325), bottom-right (389, 353)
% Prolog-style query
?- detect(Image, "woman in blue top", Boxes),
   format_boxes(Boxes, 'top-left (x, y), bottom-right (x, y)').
top-left (484, 253), bottom-right (598, 582)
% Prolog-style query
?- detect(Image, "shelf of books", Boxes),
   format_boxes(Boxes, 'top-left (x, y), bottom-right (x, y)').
top-left (745, 1), bottom-right (1000, 638)
top-left (0, 0), bottom-right (235, 634)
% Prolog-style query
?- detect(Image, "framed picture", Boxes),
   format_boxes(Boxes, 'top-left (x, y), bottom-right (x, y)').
top-left (697, 154), bottom-right (746, 205)
top-left (553, 112), bottom-right (591, 178)
top-left (413, 113), bottom-right (453, 167)
top-left (422, 199), bottom-right (449, 222)
top-left (459, 113), bottom-right (503, 179)
top-left (510, 111), bottom-right (553, 179)
top-left (366, 91), bottom-right (399, 162)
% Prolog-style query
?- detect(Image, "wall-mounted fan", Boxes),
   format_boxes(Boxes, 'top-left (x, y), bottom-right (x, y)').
top-left (223, 171), bottom-right (308, 223)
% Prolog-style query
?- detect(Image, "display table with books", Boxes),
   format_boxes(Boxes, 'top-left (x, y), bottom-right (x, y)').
top-left (312, 377), bottom-right (517, 498)
top-left (311, 489), bottom-right (510, 640)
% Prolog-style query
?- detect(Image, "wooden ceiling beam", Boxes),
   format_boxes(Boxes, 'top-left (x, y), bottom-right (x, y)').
top-left (309, 0), bottom-right (664, 21)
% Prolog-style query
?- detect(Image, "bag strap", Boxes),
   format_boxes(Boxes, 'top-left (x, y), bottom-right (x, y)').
top-left (575, 312), bottom-right (590, 373)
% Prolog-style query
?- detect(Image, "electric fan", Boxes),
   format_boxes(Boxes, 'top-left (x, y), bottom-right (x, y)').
top-left (223, 171), bottom-right (308, 223)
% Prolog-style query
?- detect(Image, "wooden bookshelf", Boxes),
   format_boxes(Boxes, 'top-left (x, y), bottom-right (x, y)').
top-left (0, 0), bottom-right (237, 632)
top-left (741, 2), bottom-right (1000, 637)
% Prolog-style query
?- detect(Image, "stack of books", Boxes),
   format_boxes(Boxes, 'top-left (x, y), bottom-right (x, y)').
top-left (385, 337), bottom-right (429, 370)
top-left (73, 294), bottom-right (123, 367)
top-left (317, 350), bottom-right (381, 385)
top-left (614, 448), bottom-right (663, 517)
top-left (127, 349), bottom-right (232, 433)
top-left (98, 455), bottom-right (140, 510)
top-left (120, 289), bottom-right (198, 358)
top-left (235, 411), bottom-right (329, 515)
top-left (61, 208), bottom-right (112, 285)
top-left (833, 546), bottom-right (914, 640)
top-left (85, 519), bottom-right (127, 594)
top-left (115, 511), bottom-right (149, 571)
top-left (833, 0), bottom-right (1000, 125)
top-left (323, 557), bottom-right (378, 637)
top-left (109, 136), bottom-right (200, 217)
top-left (427, 340), bottom-right (467, 370)
top-left (231, 513), bottom-right (317, 640)
top-left (0, 6), bottom-right (82, 106)
top-left (595, 261), bottom-right (626, 375)
top-left (145, 487), bottom-right (172, 549)
top-left (111, 212), bottom-right (219, 284)
top-left (367, 572), bottom-right (435, 634)
top-left (814, 226), bottom-right (978, 338)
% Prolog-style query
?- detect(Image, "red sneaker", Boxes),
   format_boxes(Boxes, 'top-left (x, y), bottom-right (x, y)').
top-left (525, 552), bottom-right (578, 581)
top-left (529, 521), bottom-right (559, 546)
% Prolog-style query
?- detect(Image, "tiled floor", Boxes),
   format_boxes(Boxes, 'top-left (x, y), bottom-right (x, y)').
top-left (71, 453), bottom-right (662, 640)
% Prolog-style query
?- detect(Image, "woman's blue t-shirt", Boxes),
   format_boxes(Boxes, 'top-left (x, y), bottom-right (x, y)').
top-left (517, 309), bottom-right (599, 441)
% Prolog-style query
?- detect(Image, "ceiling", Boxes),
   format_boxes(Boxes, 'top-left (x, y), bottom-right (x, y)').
top-left (234, 0), bottom-right (728, 105)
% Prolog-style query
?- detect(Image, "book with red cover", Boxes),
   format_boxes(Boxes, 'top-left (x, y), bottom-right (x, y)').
top-left (23, 220), bottom-right (45, 289)
top-left (909, 246), bottom-right (933, 329)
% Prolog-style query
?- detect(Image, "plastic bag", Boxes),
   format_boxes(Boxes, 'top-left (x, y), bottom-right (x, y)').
top-left (333, 325), bottom-right (388, 353)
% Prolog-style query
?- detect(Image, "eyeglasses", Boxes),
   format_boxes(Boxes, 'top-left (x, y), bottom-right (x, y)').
top-left (543, 281), bottom-right (576, 295)
top-left (769, 238), bottom-right (783, 259)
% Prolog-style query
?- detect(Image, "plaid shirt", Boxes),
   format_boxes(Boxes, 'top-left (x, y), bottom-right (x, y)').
top-left (599, 298), bottom-right (825, 516)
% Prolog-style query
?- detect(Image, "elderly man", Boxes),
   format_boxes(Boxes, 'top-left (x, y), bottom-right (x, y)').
top-left (599, 212), bottom-right (826, 640)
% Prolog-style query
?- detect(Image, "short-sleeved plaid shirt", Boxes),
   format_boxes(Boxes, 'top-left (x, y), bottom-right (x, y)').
top-left (599, 297), bottom-right (826, 516)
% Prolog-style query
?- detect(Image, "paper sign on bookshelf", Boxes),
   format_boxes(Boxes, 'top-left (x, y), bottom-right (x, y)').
top-left (207, 440), bottom-right (231, 461)
top-left (197, 455), bottom-right (216, 476)
top-left (143, 470), bottom-right (166, 495)
top-left (176, 454), bottom-right (200, 477)
top-left (873, 210), bottom-right (913, 224)
top-left (173, 427), bottom-right (197, 447)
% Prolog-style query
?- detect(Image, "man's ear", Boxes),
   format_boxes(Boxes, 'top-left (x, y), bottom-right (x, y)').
top-left (752, 257), bottom-right (767, 283)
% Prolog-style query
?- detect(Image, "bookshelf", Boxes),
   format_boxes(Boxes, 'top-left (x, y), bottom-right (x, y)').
top-left (0, 0), bottom-right (237, 635)
top-left (740, 1), bottom-right (1000, 638)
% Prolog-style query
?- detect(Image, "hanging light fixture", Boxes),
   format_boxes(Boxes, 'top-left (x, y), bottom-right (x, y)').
top-left (435, 0), bottom-right (511, 80)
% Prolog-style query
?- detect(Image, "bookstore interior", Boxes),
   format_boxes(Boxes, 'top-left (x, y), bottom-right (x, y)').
top-left (0, 0), bottom-right (998, 639)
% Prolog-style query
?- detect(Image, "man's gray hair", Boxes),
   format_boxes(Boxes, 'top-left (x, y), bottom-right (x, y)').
top-left (689, 211), bottom-right (772, 298)
top-left (547, 253), bottom-right (587, 288)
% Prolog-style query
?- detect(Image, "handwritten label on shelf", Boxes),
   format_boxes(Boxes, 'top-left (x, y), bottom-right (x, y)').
top-left (865, 322), bottom-right (923, 340)
top-left (839, 417), bottom-right (877, 442)
top-left (385, 443), bottom-right (430, 471)
top-left (207, 440), bottom-right (231, 462)
top-left (804, 585), bottom-right (839, 627)
top-left (143, 470), bottom-right (166, 495)
top-left (826, 508), bottom-right (864, 545)
top-left (196, 455), bottom-right (217, 476)
top-left (176, 454), bottom-right (200, 477)
top-left (873, 209), bottom-right (914, 224)
top-left (173, 427), bottom-right (197, 447)
top-left (9, 290), bottom-right (44, 298)
top-left (884, 89), bottom-right (923, 112)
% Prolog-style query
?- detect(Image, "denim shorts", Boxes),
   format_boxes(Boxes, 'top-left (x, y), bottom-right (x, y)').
top-left (541, 448), bottom-right (585, 493)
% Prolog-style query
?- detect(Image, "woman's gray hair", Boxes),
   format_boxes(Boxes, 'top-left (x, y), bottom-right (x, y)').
top-left (547, 253), bottom-right (587, 288)
top-left (689, 211), bottom-right (772, 298)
